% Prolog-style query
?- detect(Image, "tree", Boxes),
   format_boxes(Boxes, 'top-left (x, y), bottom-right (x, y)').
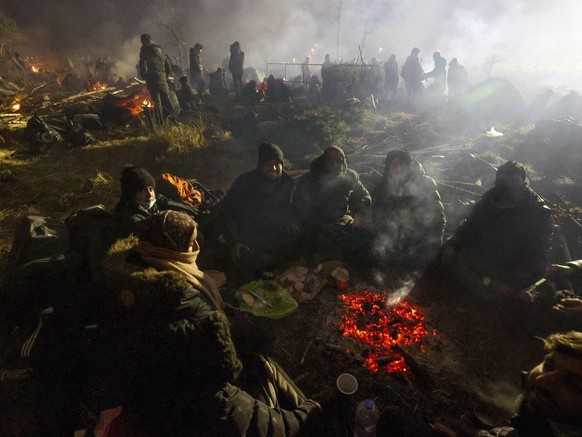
top-left (298, 0), bottom-right (349, 61)
top-left (150, 0), bottom-right (189, 71)
top-left (0, 11), bottom-right (21, 57)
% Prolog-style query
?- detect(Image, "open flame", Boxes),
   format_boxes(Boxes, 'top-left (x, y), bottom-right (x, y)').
top-left (89, 81), bottom-right (108, 91)
top-left (115, 85), bottom-right (155, 115)
top-left (339, 290), bottom-right (430, 374)
top-left (10, 98), bottom-right (21, 112)
top-left (31, 65), bottom-right (39, 73)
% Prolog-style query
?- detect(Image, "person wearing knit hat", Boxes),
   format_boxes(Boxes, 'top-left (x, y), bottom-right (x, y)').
top-left (218, 142), bottom-right (300, 284)
top-left (371, 149), bottom-right (445, 272)
top-left (112, 164), bottom-right (198, 239)
top-left (440, 160), bottom-right (553, 300)
top-left (293, 146), bottom-right (372, 264)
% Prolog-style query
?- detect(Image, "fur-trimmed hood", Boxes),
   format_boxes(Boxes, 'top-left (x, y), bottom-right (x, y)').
top-left (103, 235), bottom-right (189, 311)
top-left (103, 235), bottom-right (243, 386)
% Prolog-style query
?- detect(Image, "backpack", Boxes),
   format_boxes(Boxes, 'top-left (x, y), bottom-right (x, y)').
top-left (0, 216), bottom-right (81, 325)
top-left (156, 173), bottom-right (222, 216)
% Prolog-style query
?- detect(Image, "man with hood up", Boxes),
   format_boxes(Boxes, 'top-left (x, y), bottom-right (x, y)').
top-left (372, 149), bottom-right (445, 270)
top-left (440, 160), bottom-right (554, 299)
top-left (228, 41), bottom-right (245, 98)
top-left (100, 211), bottom-right (320, 436)
top-left (294, 146), bottom-right (371, 263)
top-left (219, 143), bottom-right (300, 282)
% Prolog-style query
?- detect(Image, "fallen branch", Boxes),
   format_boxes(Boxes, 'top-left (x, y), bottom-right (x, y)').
top-left (300, 338), bottom-right (315, 365)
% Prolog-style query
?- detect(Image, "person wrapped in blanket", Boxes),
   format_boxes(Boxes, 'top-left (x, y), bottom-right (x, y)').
top-left (101, 210), bottom-right (321, 436)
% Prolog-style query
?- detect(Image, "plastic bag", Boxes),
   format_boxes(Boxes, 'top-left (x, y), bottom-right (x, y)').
top-left (235, 280), bottom-right (298, 319)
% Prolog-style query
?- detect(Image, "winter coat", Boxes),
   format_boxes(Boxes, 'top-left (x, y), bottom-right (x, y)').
top-left (103, 236), bottom-right (319, 436)
top-left (400, 55), bottom-right (423, 89)
top-left (220, 168), bottom-right (298, 249)
top-left (112, 193), bottom-right (198, 239)
top-left (294, 161), bottom-right (371, 229)
top-left (447, 186), bottom-right (553, 289)
top-left (229, 43), bottom-right (245, 76)
top-left (139, 42), bottom-right (171, 89)
top-left (373, 159), bottom-right (445, 258)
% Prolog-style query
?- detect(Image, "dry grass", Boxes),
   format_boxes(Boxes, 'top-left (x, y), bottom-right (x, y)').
top-left (0, 115), bottom-right (236, 257)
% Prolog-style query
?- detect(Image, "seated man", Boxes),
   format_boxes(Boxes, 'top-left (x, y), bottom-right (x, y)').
top-left (96, 211), bottom-right (321, 436)
top-left (176, 75), bottom-right (197, 111)
top-left (294, 146), bottom-right (371, 263)
top-left (219, 143), bottom-right (300, 283)
top-left (372, 149), bottom-right (445, 271)
top-left (209, 67), bottom-right (229, 98)
top-left (378, 331), bottom-right (582, 437)
top-left (111, 165), bottom-right (198, 238)
top-left (440, 161), bottom-right (553, 299)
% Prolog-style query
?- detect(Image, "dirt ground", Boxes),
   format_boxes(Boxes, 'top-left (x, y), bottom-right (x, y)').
top-left (1, 91), bottom-right (581, 435)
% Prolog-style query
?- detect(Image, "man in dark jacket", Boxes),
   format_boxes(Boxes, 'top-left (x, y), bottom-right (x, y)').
top-left (189, 43), bottom-right (205, 98)
top-left (112, 165), bottom-right (198, 238)
top-left (229, 41), bottom-right (245, 98)
top-left (372, 149), bottom-right (445, 271)
top-left (400, 47), bottom-right (424, 107)
top-left (440, 160), bottom-right (554, 299)
top-left (384, 54), bottom-right (399, 100)
top-left (423, 50), bottom-right (447, 97)
top-left (177, 75), bottom-right (197, 111)
top-left (294, 146), bottom-right (372, 263)
top-left (209, 67), bottom-right (229, 98)
top-left (98, 212), bottom-right (321, 436)
top-left (219, 143), bottom-right (300, 282)
top-left (138, 33), bottom-right (179, 122)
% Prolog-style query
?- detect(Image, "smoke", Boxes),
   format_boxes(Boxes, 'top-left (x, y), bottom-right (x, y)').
top-left (4, 0), bottom-right (582, 93)
top-left (385, 277), bottom-right (416, 306)
top-left (469, 379), bottom-right (522, 413)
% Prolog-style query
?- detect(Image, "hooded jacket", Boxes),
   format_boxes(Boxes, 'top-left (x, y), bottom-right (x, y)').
top-left (102, 236), bottom-right (319, 436)
top-left (220, 168), bottom-right (297, 248)
top-left (139, 41), bottom-right (171, 89)
top-left (294, 146), bottom-right (371, 228)
top-left (447, 185), bottom-right (553, 289)
top-left (373, 157), bottom-right (445, 257)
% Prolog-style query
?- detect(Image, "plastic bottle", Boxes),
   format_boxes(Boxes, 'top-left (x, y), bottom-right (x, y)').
top-left (353, 399), bottom-right (380, 437)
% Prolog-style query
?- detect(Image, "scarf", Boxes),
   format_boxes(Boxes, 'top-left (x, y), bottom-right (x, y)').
top-left (137, 240), bottom-right (225, 311)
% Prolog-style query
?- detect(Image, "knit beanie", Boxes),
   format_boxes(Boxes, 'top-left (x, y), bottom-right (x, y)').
top-left (138, 210), bottom-right (197, 252)
top-left (258, 142), bottom-right (284, 166)
top-left (120, 165), bottom-right (156, 198)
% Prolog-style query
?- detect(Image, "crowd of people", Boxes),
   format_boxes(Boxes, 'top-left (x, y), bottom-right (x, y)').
top-left (2, 34), bottom-right (582, 437)
top-left (136, 32), bottom-right (475, 121)
top-left (1, 132), bottom-right (580, 435)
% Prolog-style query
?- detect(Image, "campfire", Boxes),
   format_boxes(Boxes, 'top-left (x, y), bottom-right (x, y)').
top-left (115, 85), bottom-right (155, 115)
top-left (339, 290), bottom-right (431, 374)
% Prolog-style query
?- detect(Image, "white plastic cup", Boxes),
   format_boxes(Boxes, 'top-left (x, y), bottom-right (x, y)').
top-left (336, 373), bottom-right (358, 395)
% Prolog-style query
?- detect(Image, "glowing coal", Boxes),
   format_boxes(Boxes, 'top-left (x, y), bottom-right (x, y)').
top-left (339, 290), bottom-right (431, 374)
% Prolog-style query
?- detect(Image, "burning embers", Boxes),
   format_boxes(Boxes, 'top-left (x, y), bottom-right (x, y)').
top-left (114, 85), bottom-right (155, 115)
top-left (339, 290), bottom-right (430, 374)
